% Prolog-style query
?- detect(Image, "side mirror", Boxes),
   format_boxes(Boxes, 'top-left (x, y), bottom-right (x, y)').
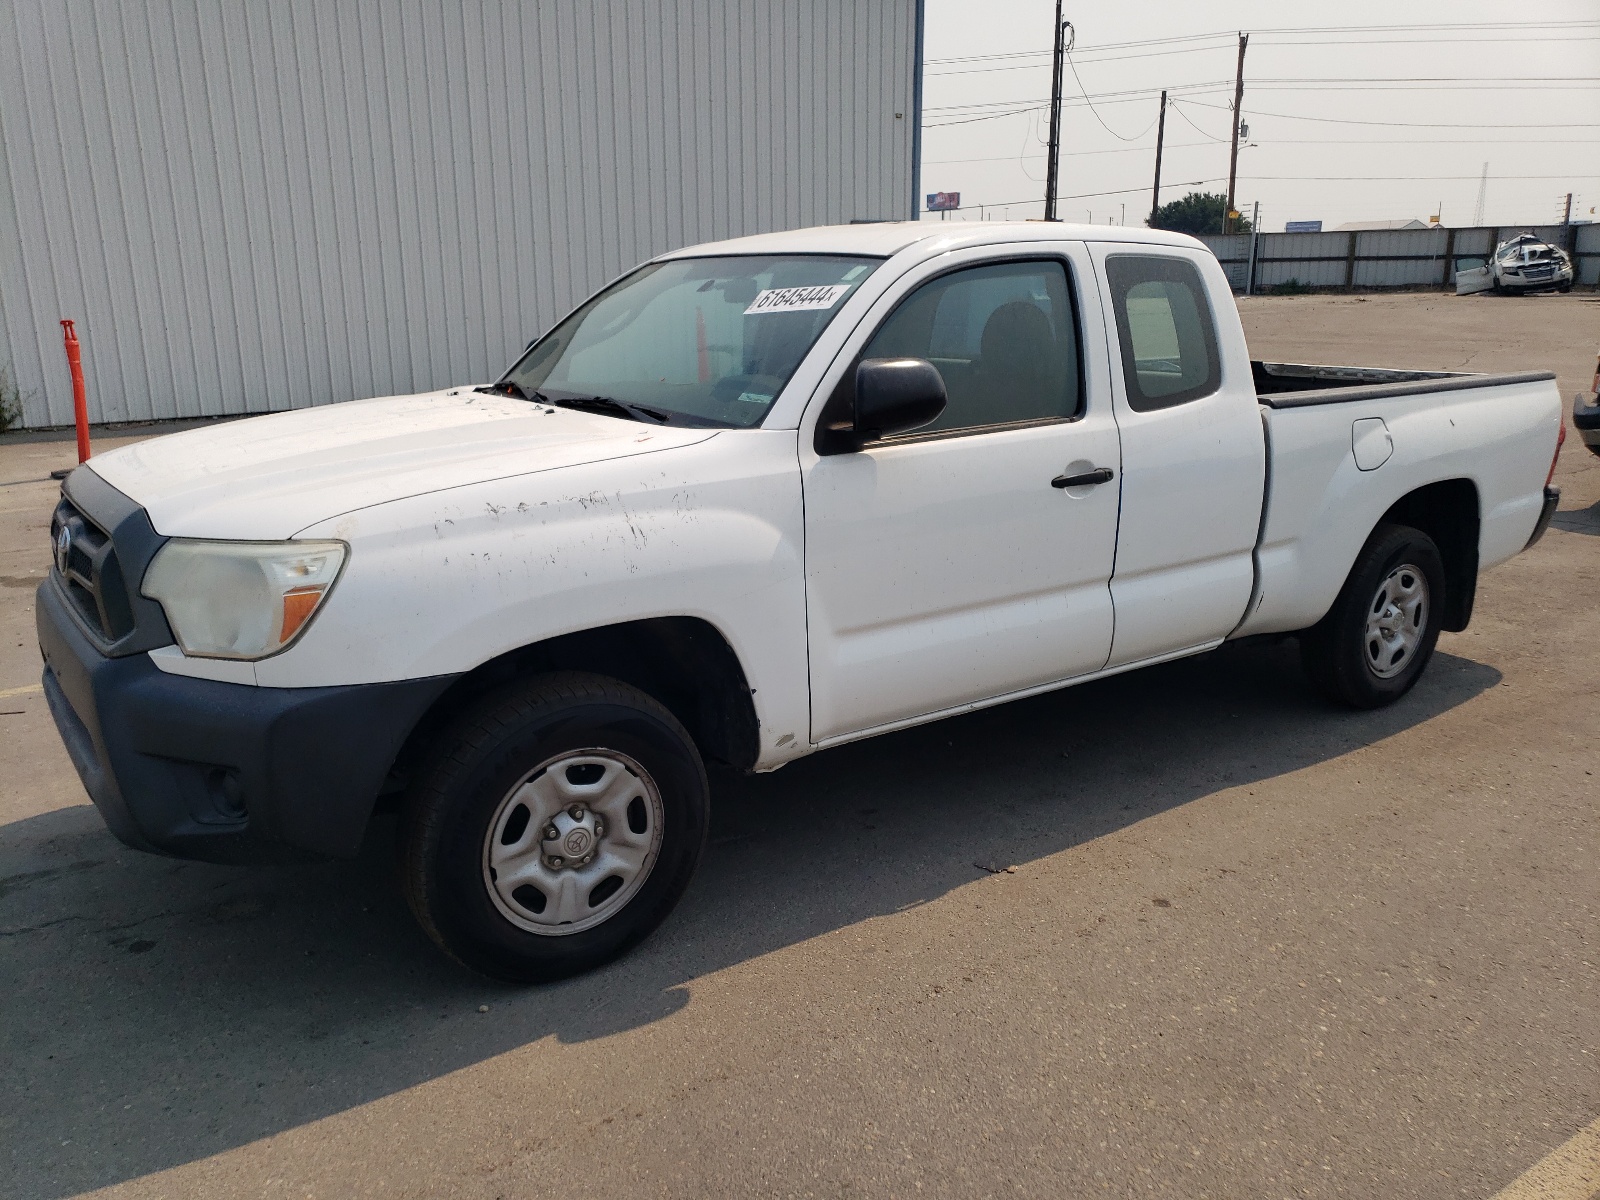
top-left (851, 358), bottom-right (947, 444)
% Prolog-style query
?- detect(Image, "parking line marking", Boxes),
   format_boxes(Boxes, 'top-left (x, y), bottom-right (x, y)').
top-left (0, 683), bottom-right (42, 699)
top-left (1490, 1116), bottom-right (1600, 1200)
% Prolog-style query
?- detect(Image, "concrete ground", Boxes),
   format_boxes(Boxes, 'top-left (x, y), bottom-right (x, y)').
top-left (1, 291), bottom-right (1596, 1199)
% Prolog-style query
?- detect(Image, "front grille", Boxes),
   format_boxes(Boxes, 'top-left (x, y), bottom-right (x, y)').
top-left (51, 496), bottom-right (135, 642)
top-left (47, 471), bottom-right (174, 657)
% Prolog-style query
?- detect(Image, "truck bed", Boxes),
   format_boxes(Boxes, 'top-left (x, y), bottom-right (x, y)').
top-left (1253, 360), bottom-right (1555, 407)
top-left (1235, 364), bottom-right (1562, 642)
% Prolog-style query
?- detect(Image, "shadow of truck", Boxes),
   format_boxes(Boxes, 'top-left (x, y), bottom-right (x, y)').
top-left (0, 637), bottom-right (1499, 1200)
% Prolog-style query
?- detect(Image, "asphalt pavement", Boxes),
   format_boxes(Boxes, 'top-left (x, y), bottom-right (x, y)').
top-left (1, 291), bottom-right (1596, 1199)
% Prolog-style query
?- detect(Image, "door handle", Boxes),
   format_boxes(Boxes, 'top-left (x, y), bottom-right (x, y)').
top-left (1051, 467), bottom-right (1115, 488)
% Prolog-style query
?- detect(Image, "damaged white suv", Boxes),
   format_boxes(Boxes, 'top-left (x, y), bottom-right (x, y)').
top-left (1456, 232), bottom-right (1575, 295)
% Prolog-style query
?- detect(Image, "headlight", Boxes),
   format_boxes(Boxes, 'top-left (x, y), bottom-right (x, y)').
top-left (141, 540), bottom-right (347, 659)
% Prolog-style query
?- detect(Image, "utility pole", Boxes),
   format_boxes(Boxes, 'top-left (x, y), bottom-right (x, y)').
top-left (1562, 192), bottom-right (1573, 225)
top-left (1149, 89), bottom-right (1168, 227)
top-left (1043, 1), bottom-right (1067, 221)
top-left (1472, 163), bottom-right (1488, 226)
top-left (1224, 32), bottom-right (1248, 234)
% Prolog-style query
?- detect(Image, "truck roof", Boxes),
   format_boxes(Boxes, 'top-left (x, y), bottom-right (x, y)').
top-left (658, 221), bottom-right (1208, 261)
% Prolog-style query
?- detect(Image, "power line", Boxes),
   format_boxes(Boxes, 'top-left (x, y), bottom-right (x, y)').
top-left (941, 178), bottom-right (1229, 211)
top-left (924, 104), bottom-right (1048, 129)
top-left (923, 19), bottom-right (1600, 65)
top-left (1167, 100), bottom-right (1229, 143)
top-left (926, 82), bottom-right (1229, 113)
top-left (1242, 80), bottom-right (1600, 90)
top-left (925, 36), bottom-right (1600, 76)
top-left (924, 83), bottom-right (1226, 129)
top-left (1063, 48), bottom-right (1158, 141)
top-left (922, 138), bottom-right (1600, 166)
top-left (1172, 98), bottom-right (1600, 130)
top-left (1237, 76), bottom-right (1599, 83)
top-left (927, 77), bottom-right (1600, 117)
top-left (1240, 174), bottom-right (1600, 181)
top-left (928, 77), bottom-right (1599, 105)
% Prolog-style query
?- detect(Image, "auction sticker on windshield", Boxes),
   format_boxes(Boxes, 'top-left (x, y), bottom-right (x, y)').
top-left (744, 284), bottom-right (851, 315)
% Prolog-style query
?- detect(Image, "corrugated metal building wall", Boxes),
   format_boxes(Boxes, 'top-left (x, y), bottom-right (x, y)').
top-left (0, 0), bottom-right (921, 429)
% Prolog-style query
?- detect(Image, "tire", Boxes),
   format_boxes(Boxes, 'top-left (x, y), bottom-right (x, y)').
top-left (399, 671), bottom-right (709, 983)
top-left (1300, 523), bottom-right (1446, 709)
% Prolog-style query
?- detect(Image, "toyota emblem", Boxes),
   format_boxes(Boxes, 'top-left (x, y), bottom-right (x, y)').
top-left (54, 524), bottom-right (72, 575)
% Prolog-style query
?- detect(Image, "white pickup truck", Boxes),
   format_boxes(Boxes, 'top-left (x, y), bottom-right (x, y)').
top-left (38, 222), bottom-right (1564, 982)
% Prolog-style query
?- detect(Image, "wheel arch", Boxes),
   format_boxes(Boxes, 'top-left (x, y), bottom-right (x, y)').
top-left (1379, 477), bottom-right (1480, 632)
top-left (386, 616), bottom-right (761, 800)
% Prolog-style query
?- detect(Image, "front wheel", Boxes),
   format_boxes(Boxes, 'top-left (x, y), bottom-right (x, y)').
top-left (1300, 523), bottom-right (1446, 708)
top-left (399, 672), bottom-right (709, 982)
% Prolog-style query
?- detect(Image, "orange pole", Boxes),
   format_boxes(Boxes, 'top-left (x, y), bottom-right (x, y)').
top-left (60, 320), bottom-right (91, 462)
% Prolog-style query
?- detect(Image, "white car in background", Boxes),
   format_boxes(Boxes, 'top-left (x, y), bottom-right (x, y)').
top-left (1456, 233), bottom-right (1575, 295)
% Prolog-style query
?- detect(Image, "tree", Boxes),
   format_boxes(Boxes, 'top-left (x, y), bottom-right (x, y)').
top-left (1149, 191), bottom-right (1252, 236)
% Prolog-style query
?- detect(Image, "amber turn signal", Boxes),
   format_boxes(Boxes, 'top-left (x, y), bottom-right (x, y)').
top-left (280, 586), bottom-right (328, 643)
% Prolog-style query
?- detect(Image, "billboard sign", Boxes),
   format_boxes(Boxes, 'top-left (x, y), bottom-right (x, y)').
top-left (1284, 220), bottom-right (1323, 233)
top-left (926, 192), bottom-right (961, 212)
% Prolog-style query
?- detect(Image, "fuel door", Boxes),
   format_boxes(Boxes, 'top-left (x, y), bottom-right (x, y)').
top-left (1352, 417), bottom-right (1393, 471)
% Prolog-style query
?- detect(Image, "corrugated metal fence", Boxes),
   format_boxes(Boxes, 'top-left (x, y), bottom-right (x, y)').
top-left (0, 0), bottom-right (917, 429)
top-left (1201, 224), bottom-right (1600, 293)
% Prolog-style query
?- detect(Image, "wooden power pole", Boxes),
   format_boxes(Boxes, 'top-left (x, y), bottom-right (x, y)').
top-left (1224, 32), bottom-right (1248, 234)
top-left (1043, 0), bottom-right (1066, 221)
top-left (1149, 89), bottom-right (1167, 227)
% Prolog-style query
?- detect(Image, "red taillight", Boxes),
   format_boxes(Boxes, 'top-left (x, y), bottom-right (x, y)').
top-left (1546, 421), bottom-right (1565, 488)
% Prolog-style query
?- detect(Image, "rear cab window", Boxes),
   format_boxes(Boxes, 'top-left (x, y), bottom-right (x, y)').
top-left (1104, 255), bottom-right (1221, 411)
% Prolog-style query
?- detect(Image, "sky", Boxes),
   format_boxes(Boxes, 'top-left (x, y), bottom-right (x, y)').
top-left (917, 0), bottom-right (1600, 230)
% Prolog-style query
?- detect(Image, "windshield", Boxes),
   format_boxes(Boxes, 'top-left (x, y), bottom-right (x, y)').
top-left (500, 254), bottom-right (881, 427)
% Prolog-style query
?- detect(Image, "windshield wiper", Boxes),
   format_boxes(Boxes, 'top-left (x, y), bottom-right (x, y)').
top-left (473, 381), bottom-right (669, 424)
top-left (474, 379), bottom-right (546, 402)
top-left (550, 395), bottom-right (672, 424)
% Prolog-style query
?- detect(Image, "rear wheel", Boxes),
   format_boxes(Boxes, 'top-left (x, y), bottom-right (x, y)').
top-left (1300, 523), bottom-right (1445, 708)
top-left (399, 672), bottom-right (709, 982)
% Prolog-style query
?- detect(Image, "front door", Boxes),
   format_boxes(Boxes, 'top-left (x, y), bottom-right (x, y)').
top-left (801, 245), bottom-right (1122, 744)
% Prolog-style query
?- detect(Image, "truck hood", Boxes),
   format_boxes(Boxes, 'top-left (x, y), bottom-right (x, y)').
top-left (86, 389), bottom-right (721, 539)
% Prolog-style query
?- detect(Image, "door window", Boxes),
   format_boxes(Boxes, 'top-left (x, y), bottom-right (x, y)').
top-left (855, 259), bottom-right (1081, 434)
top-left (1105, 255), bottom-right (1221, 411)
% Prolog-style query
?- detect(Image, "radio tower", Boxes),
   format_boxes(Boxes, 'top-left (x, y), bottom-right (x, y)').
top-left (1472, 162), bottom-right (1489, 227)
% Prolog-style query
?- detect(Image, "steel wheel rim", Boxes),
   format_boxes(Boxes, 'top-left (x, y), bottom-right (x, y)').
top-left (481, 748), bottom-right (664, 937)
top-left (1364, 562), bottom-right (1429, 680)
